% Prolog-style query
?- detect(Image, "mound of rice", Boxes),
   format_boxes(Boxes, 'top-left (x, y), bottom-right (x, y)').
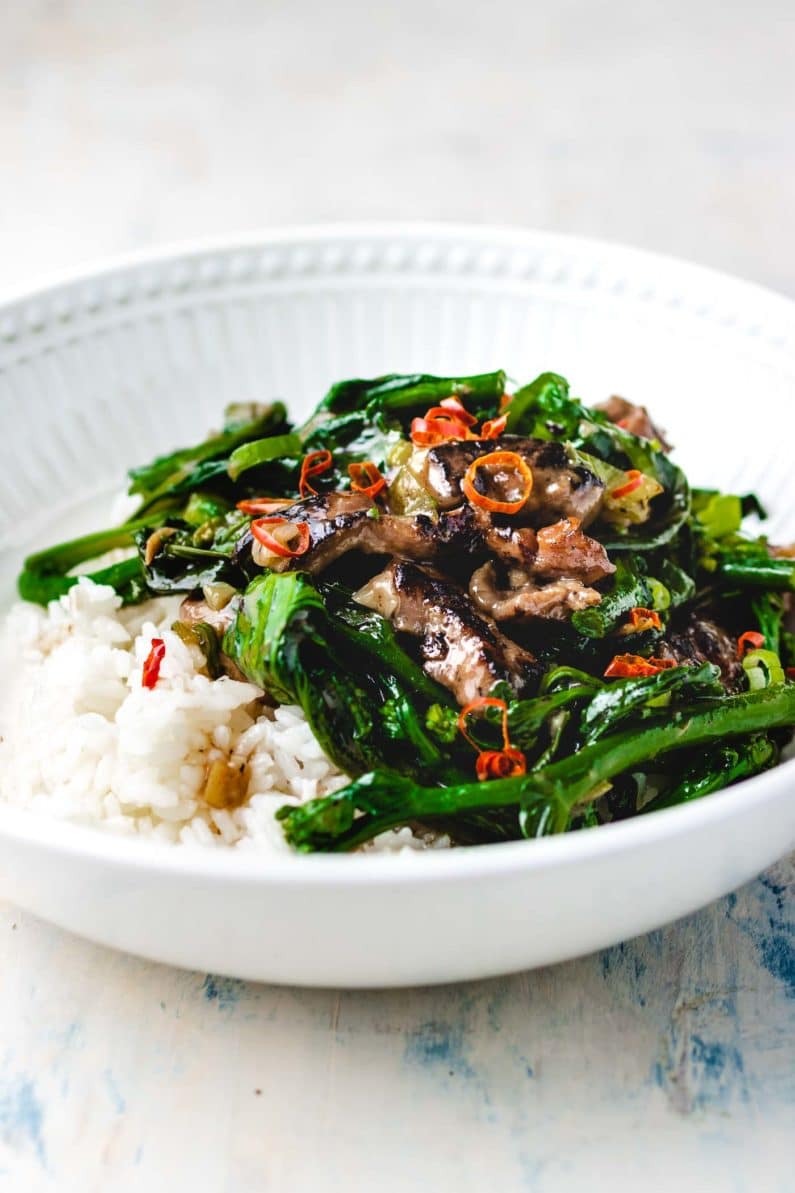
top-left (0, 579), bottom-right (447, 854)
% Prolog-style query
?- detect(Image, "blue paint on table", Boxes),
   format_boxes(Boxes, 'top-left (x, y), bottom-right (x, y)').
top-left (0, 1073), bottom-right (46, 1168)
top-left (201, 974), bottom-right (246, 1009)
top-left (1, 858), bottom-right (793, 1191)
top-left (729, 869), bottom-right (795, 999)
top-left (103, 1069), bottom-right (127, 1116)
top-left (404, 1020), bottom-right (477, 1079)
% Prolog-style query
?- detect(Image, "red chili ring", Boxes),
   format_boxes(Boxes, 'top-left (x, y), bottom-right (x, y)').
top-left (348, 461), bottom-right (386, 498)
top-left (737, 630), bottom-right (765, 659)
top-left (299, 449), bottom-right (333, 498)
top-left (610, 470), bottom-right (643, 499)
top-left (480, 414), bottom-right (507, 440)
top-left (251, 516), bottom-right (311, 558)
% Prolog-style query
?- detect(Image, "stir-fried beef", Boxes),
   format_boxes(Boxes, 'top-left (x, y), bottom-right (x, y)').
top-left (354, 560), bottom-right (541, 703)
top-left (597, 396), bottom-right (671, 451)
top-left (533, 518), bottom-right (615, 584)
top-left (236, 487), bottom-right (615, 587)
top-left (234, 492), bottom-right (435, 574)
top-left (660, 613), bottom-right (744, 691)
top-left (468, 516), bottom-right (613, 623)
top-left (469, 563), bottom-right (602, 622)
top-left (482, 517), bottom-right (614, 583)
top-left (423, 436), bottom-right (605, 526)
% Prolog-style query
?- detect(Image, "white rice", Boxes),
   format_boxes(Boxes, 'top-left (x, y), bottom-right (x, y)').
top-left (0, 579), bottom-right (449, 854)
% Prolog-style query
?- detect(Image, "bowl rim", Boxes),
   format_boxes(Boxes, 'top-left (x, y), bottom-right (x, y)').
top-left (1, 219), bottom-right (793, 328)
top-left (1, 219), bottom-right (793, 886)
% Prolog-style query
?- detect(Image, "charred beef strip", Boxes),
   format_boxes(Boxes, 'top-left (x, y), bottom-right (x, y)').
top-left (597, 395), bottom-right (671, 451)
top-left (236, 492), bottom-right (486, 576)
top-left (482, 517), bottom-right (615, 582)
top-left (532, 517), bottom-right (615, 584)
top-left (659, 612), bottom-right (744, 691)
top-left (469, 564), bottom-right (602, 622)
top-left (423, 436), bottom-right (605, 526)
top-left (354, 560), bottom-right (541, 704)
top-left (235, 490), bottom-right (615, 582)
top-left (472, 517), bottom-right (615, 620)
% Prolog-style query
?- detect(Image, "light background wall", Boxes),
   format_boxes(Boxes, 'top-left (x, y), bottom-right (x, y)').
top-left (2, 0), bottom-right (792, 294)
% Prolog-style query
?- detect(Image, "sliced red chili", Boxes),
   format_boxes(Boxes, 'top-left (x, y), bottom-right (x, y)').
top-left (237, 497), bottom-right (292, 515)
top-left (409, 417), bottom-right (440, 446)
top-left (462, 451), bottom-right (534, 515)
top-left (251, 516), bottom-right (311, 558)
top-left (476, 748), bottom-right (527, 781)
top-left (480, 414), bottom-right (507, 440)
top-left (499, 392), bottom-right (512, 412)
top-left (786, 667), bottom-right (795, 680)
top-left (458, 697), bottom-right (526, 781)
top-left (737, 630), bottom-right (765, 659)
top-left (438, 396), bottom-right (477, 426)
top-left (409, 397), bottom-right (476, 446)
top-left (458, 696), bottom-right (511, 752)
top-left (348, 461), bottom-right (386, 498)
top-left (299, 449), bottom-right (333, 498)
top-left (423, 407), bottom-right (474, 431)
top-left (604, 654), bottom-right (677, 678)
top-left (626, 606), bottom-right (662, 633)
top-left (410, 413), bottom-right (473, 447)
top-left (610, 469), bottom-right (643, 499)
top-left (142, 638), bottom-right (166, 689)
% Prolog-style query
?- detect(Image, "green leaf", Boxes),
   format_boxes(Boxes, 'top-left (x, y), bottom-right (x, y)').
top-left (315, 372), bottom-right (506, 420)
top-left (227, 433), bottom-right (303, 480)
top-left (693, 491), bottom-right (743, 539)
top-left (223, 572), bottom-right (462, 783)
top-left (503, 372), bottom-right (572, 435)
top-left (749, 592), bottom-right (784, 655)
top-left (650, 735), bottom-right (777, 810)
top-left (571, 555), bottom-right (651, 638)
top-left (577, 663), bottom-right (721, 744)
top-left (18, 556), bottom-right (147, 607)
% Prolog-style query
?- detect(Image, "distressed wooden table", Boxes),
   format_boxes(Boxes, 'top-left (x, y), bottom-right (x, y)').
top-left (1, 859), bottom-right (793, 1192)
top-left (2, 1), bottom-right (794, 1188)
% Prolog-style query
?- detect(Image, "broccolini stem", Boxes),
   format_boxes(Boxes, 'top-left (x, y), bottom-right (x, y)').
top-left (278, 683), bottom-right (795, 850)
top-left (712, 554), bottom-right (795, 591)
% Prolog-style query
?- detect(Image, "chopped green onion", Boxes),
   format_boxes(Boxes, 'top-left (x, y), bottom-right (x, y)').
top-left (227, 433), bottom-right (303, 480)
top-left (743, 649), bottom-right (785, 691)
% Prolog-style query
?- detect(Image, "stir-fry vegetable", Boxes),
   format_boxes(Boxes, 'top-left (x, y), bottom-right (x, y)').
top-left (18, 368), bottom-right (795, 850)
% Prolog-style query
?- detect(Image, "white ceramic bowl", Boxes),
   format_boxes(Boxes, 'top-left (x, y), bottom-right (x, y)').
top-left (1, 224), bottom-right (793, 987)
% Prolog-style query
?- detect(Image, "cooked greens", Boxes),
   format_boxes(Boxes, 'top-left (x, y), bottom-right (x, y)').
top-left (19, 370), bottom-right (795, 850)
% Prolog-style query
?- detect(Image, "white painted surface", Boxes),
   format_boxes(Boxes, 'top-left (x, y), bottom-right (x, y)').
top-left (2, 0), bottom-right (794, 298)
top-left (2, 865), bottom-right (794, 1193)
top-left (1, 2), bottom-right (793, 1189)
